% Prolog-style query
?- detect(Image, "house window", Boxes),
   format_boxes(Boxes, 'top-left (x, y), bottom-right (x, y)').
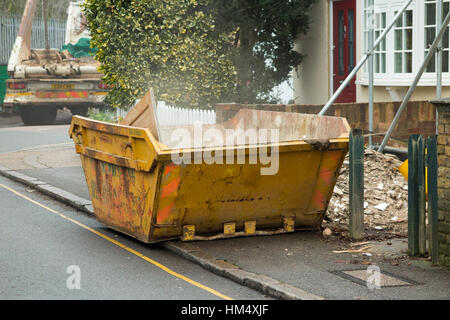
top-left (361, 0), bottom-right (450, 86)
top-left (363, 2), bottom-right (386, 73)
top-left (375, 12), bottom-right (387, 73)
top-left (424, 0), bottom-right (450, 72)
top-left (394, 10), bottom-right (413, 73)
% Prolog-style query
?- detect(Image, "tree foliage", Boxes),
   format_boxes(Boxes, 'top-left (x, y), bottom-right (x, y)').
top-left (84, 0), bottom-right (237, 109)
top-left (207, 0), bottom-right (315, 103)
top-left (84, 0), bottom-right (315, 109)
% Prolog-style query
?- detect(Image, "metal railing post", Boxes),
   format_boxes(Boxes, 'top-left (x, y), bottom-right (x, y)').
top-left (378, 10), bottom-right (450, 153)
top-left (329, 0), bottom-right (334, 98)
top-left (437, 0), bottom-right (443, 100)
top-left (319, 0), bottom-right (413, 116)
top-left (368, 0), bottom-right (375, 148)
top-left (436, 0), bottom-right (443, 136)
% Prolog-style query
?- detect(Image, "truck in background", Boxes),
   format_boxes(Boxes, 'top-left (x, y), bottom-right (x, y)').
top-left (3, 0), bottom-right (109, 125)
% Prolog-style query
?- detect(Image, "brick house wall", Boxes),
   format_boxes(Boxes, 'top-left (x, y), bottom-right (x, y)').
top-left (215, 101), bottom-right (437, 148)
top-left (434, 101), bottom-right (450, 268)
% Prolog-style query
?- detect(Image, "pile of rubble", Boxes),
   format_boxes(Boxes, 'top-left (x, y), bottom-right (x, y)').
top-left (324, 148), bottom-right (408, 236)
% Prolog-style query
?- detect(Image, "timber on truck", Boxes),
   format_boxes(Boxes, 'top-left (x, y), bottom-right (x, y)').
top-left (4, 0), bottom-right (110, 125)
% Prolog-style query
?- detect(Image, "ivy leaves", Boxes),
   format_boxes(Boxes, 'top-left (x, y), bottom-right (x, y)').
top-left (84, 0), bottom-right (237, 109)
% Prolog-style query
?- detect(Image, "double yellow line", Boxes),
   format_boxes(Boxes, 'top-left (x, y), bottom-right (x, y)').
top-left (0, 183), bottom-right (233, 300)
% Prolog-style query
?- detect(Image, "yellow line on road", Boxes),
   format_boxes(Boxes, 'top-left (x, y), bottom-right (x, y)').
top-left (0, 183), bottom-right (233, 300)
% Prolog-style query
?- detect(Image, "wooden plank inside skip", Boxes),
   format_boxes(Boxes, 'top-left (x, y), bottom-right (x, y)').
top-left (120, 89), bottom-right (160, 140)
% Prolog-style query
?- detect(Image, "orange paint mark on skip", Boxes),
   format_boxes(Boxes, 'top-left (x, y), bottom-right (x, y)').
top-left (164, 164), bottom-right (178, 175)
top-left (319, 168), bottom-right (334, 185)
top-left (161, 177), bottom-right (181, 199)
top-left (156, 202), bottom-right (175, 224)
top-left (312, 191), bottom-right (326, 209)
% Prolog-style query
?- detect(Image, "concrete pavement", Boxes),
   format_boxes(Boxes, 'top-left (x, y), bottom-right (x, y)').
top-left (0, 121), bottom-right (449, 300)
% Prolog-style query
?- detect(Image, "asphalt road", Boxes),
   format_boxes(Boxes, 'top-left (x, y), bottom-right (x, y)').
top-left (0, 175), bottom-right (268, 300)
top-left (0, 113), bottom-right (72, 153)
top-left (0, 119), bottom-right (90, 200)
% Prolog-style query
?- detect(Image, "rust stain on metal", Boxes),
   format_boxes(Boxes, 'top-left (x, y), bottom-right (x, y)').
top-left (94, 159), bottom-right (103, 197)
top-left (305, 139), bottom-right (331, 151)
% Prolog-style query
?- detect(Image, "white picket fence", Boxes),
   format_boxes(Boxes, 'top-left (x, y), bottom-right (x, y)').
top-left (116, 101), bottom-right (216, 126)
top-left (156, 102), bottom-right (216, 126)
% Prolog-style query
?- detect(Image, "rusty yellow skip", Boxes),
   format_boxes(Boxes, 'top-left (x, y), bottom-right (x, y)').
top-left (69, 108), bottom-right (350, 243)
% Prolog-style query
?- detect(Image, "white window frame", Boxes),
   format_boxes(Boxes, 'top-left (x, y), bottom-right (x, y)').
top-left (359, 0), bottom-right (450, 86)
top-left (424, 0), bottom-right (450, 73)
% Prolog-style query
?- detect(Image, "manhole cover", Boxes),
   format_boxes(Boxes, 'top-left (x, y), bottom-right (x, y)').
top-left (332, 269), bottom-right (418, 288)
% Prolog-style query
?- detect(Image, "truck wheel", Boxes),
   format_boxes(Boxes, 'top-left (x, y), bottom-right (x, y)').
top-left (20, 107), bottom-right (57, 126)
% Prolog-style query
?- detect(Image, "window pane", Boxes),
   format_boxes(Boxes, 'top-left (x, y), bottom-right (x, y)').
top-left (426, 51), bottom-right (436, 72)
top-left (338, 11), bottom-right (345, 75)
top-left (406, 10), bottom-right (413, 27)
top-left (444, 28), bottom-right (449, 49)
top-left (405, 52), bottom-right (412, 73)
top-left (381, 53), bottom-right (386, 73)
top-left (395, 30), bottom-right (403, 50)
top-left (375, 54), bottom-right (380, 73)
top-left (348, 10), bottom-right (355, 72)
top-left (443, 50), bottom-right (449, 72)
top-left (426, 27), bottom-right (436, 48)
top-left (444, 2), bottom-right (450, 22)
top-left (395, 11), bottom-right (402, 27)
top-left (405, 29), bottom-right (413, 50)
top-left (382, 13), bottom-right (386, 28)
top-left (426, 3), bottom-right (436, 26)
top-left (395, 53), bottom-right (402, 73)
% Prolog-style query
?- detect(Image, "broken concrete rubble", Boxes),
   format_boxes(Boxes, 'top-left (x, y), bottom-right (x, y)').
top-left (324, 148), bottom-right (408, 236)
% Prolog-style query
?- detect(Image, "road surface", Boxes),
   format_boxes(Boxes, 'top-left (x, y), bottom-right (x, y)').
top-left (0, 175), bottom-right (268, 300)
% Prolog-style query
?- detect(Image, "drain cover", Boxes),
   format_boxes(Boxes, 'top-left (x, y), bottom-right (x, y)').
top-left (333, 269), bottom-right (417, 288)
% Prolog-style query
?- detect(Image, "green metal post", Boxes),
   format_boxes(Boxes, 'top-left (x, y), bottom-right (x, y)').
top-left (418, 136), bottom-right (426, 256)
top-left (408, 135), bottom-right (420, 256)
top-left (349, 129), bottom-right (364, 240)
top-left (426, 136), bottom-right (439, 264)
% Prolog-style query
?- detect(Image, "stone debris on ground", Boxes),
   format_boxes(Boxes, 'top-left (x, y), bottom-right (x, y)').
top-left (324, 148), bottom-right (408, 236)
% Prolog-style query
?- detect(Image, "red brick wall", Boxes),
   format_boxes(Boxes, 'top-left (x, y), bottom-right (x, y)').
top-left (434, 102), bottom-right (450, 268)
top-left (215, 101), bottom-right (437, 148)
